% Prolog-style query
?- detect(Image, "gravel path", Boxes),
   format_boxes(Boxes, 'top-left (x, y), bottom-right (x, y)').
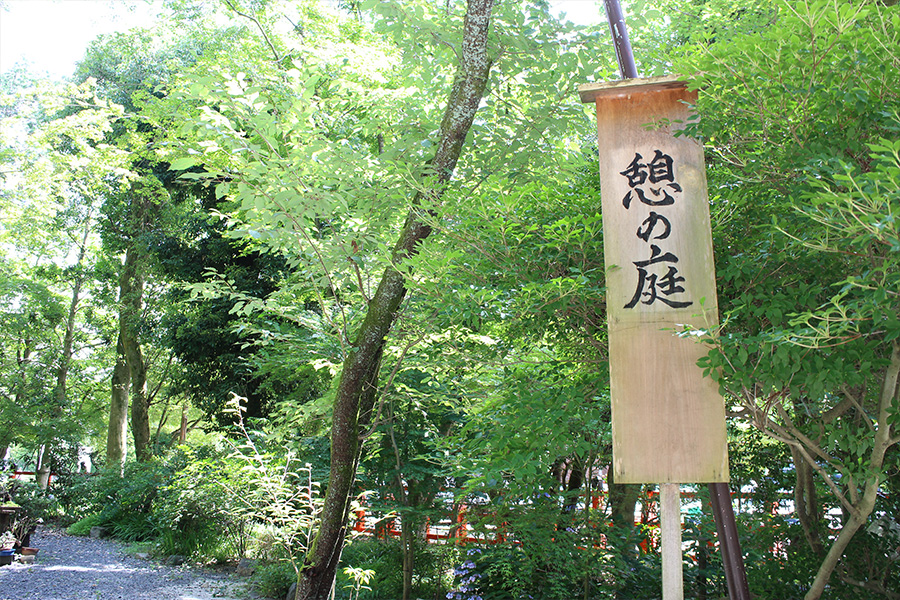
top-left (0, 528), bottom-right (253, 600)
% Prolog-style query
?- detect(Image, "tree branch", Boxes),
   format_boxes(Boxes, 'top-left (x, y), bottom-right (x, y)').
top-left (221, 0), bottom-right (281, 62)
top-left (298, 3), bottom-right (496, 597)
top-left (823, 392), bottom-right (855, 425)
top-left (748, 401), bottom-right (857, 515)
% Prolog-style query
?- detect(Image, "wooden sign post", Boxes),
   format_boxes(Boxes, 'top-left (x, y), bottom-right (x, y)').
top-left (579, 76), bottom-right (729, 484)
top-left (579, 76), bottom-right (731, 599)
top-left (660, 482), bottom-right (684, 600)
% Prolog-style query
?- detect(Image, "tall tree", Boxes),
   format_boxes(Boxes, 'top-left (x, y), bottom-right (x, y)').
top-left (1, 77), bottom-right (129, 479)
top-left (671, 1), bottom-right (900, 597)
top-left (173, 0), bottom-right (499, 593)
top-left (171, 0), bottom-right (619, 594)
top-left (74, 28), bottom-right (210, 465)
top-left (296, 3), bottom-right (495, 595)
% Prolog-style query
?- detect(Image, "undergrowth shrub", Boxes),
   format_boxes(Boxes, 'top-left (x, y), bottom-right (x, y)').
top-left (53, 472), bottom-right (101, 521)
top-left (332, 537), bottom-right (458, 600)
top-left (452, 498), bottom-right (657, 600)
top-left (152, 444), bottom-right (250, 559)
top-left (254, 560), bottom-right (296, 599)
top-left (66, 513), bottom-right (104, 536)
top-left (54, 461), bottom-right (172, 542)
top-left (337, 538), bottom-right (404, 599)
top-left (215, 395), bottom-right (323, 577)
top-left (51, 396), bottom-right (326, 571)
top-left (99, 461), bottom-right (172, 542)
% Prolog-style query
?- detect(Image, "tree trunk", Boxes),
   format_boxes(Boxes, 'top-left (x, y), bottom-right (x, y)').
top-left (106, 331), bottom-right (130, 471)
top-left (295, 3), bottom-right (495, 598)
top-left (37, 221), bottom-right (91, 489)
top-left (117, 246), bottom-right (151, 462)
top-left (34, 436), bottom-right (51, 491)
top-left (608, 468), bottom-right (641, 530)
top-left (15, 329), bottom-right (34, 473)
top-left (128, 339), bottom-right (150, 461)
top-left (400, 509), bottom-right (416, 600)
top-left (561, 459), bottom-right (584, 514)
top-left (15, 332), bottom-right (34, 417)
top-left (790, 446), bottom-right (825, 556)
top-left (804, 341), bottom-right (900, 600)
top-left (34, 445), bottom-right (51, 488)
top-left (54, 217), bottom-right (89, 407)
top-left (179, 402), bottom-right (188, 443)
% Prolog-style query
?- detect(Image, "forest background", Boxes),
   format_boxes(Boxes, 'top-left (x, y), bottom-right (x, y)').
top-left (1, 1), bottom-right (899, 600)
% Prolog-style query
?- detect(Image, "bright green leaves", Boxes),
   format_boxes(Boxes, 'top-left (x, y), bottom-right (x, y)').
top-left (445, 360), bottom-right (609, 494)
top-left (166, 0), bottom-right (618, 381)
top-left (168, 156), bottom-right (198, 171)
top-left (682, 0), bottom-right (900, 398)
top-left (678, 8), bottom-right (900, 589)
top-left (680, 0), bottom-right (899, 182)
top-left (172, 64), bottom-right (377, 335)
top-left (0, 77), bottom-right (126, 454)
top-left (411, 179), bottom-right (605, 343)
top-left (784, 139), bottom-right (900, 348)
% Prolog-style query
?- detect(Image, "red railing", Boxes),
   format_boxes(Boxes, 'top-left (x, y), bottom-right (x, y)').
top-left (349, 488), bottom-right (793, 553)
top-left (5, 471), bottom-right (57, 485)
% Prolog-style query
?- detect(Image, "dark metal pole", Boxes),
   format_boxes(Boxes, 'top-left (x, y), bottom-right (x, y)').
top-left (708, 482), bottom-right (751, 600)
top-left (603, 0), bottom-right (639, 79)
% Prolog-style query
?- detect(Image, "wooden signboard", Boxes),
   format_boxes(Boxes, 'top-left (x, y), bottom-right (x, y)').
top-left (579, 76), bottom-right (728, 484)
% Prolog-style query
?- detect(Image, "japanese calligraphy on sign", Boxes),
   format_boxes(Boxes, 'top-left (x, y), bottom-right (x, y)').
top-left (620, 150), bottom-right (683, 209)
top-left (578, 76), bottom-right (729, 484)
top-left (619, 150), bottom-right (692, 310)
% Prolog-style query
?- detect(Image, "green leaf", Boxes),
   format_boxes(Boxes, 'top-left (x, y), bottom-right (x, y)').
top-left (169, 157), bottom-right (198, 170)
